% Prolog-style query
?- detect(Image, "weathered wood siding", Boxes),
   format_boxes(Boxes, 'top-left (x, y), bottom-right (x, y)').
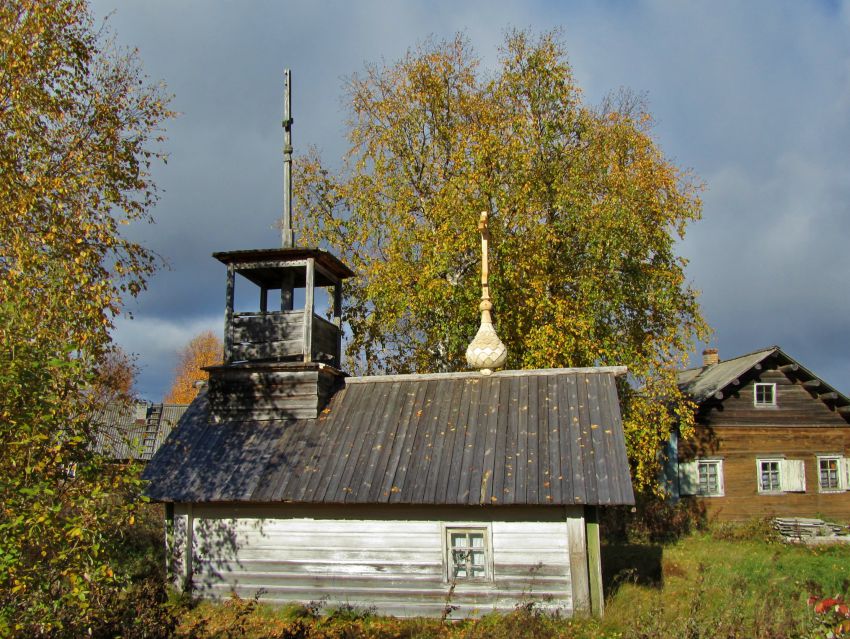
top-left (168, 504), bottom-right (584, 618)
top-left (231, 311), bottom-right (305, 361)
top-left (229, 311), bottom-right (340, 365)
top-left (206, 364), bottom-right (341, 421)
top-left (680, 368), bottom-right (850, 521)
top-left (698, 369), bottom-right (848, 427)
top-left (311, 315), bottom-right (339, 365)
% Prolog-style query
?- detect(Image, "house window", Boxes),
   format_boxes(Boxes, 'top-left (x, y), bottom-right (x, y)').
top-left (678, 459), bottom-right (724, 497)
top-left (759, 460), bottom-right (781, 492)
top-left (757, 458), bottom-right (806, 493)
top-left (818, 456), bottom-right (849, 492)
top-left (754, 383), bottom-right (776, 406)
top-left (697, 460), bottom-right (722, 496)
top-left (445, 527), bottom-right (490, 581)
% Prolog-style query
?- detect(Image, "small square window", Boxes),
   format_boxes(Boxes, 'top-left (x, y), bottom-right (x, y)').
top-left (819, 457), bottom-right (841, 491)
top-left (759, 460), bottom-right (781, 492)
top-left (754, 383), bottom-right (776, 406)
top-left (445, 528), bottom-right (490, 581)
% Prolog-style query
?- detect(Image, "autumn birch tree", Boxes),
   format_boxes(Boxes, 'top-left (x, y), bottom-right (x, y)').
top-left (293, 30), bottom-right (708, 492)
top-left (164, 330), bottom-right (223, 404)
top-left (0, 0), bottom-right (172, 632)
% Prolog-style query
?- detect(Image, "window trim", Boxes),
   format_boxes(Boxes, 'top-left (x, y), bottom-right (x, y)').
top-left (696, 459), bottom-right (724, 497)
top-left (442, 524), bottom-right (493, 583)
top-left (757, 458), bottom-right (783, 494)
top-left (757, 457), bottom-right (807, 493)
top-left (678, 458), bottom-right (725, 497)
top-left (817, 455), bottom-right (845, 492)
top-left (753, 382), bottom-right (777, 407)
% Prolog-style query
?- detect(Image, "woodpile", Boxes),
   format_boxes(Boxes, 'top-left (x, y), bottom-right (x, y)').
top-left (773, 517), bottom-right (848, 540)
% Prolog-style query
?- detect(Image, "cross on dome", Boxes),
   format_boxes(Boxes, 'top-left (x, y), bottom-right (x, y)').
top-left (465, 210), bottom-right (507, 375)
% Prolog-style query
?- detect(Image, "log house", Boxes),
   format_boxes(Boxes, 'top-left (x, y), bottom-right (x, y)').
top-left (670, 347), bottom-right (850, 521)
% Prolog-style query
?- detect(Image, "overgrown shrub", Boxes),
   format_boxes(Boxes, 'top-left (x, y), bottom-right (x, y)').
top-left (709, 517), bottom-right (780, 543)
top-left (81, 502), bottom-right (182, 638)
top-left (600, 495), bottom-right (705, 544)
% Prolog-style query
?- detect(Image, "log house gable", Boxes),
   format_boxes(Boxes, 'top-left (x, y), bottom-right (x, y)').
top-left (678, 346), bottom-right (850, 426)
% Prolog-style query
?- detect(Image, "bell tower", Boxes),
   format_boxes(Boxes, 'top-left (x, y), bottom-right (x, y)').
top-left (214, 247), bottom-right (352, 368)
top-left (204, 70), bottom-right (353, 421)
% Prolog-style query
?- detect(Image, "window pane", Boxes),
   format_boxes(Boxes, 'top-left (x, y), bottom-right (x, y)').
top-left (755, 384), bottom-right (775, 405)
top-left (820, 459), bottom-right (839, 489)
top-left (451, 548), bottom-right (467, 576)
top-left (451, 533), bottom-right (466, 548)
top-left (760, 461), bottom-right (780, 491)
top-left (447, 529), bottom-right (487, 580)
top-left (698, 462), bottom-right (720, 495)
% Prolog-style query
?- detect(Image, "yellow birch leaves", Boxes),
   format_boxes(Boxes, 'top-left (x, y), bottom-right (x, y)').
top-left (294, 30), bottom-right (708, 492)
top-left (0, 0), bottom-right (172, 631)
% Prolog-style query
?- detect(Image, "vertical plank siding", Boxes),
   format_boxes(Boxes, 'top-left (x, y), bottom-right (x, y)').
top-left (173, 504), bottom-right (578, 618)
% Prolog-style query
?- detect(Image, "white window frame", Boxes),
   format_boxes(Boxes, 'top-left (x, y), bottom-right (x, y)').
top-left (757, 457), bottom-right (806, 493)
top-left (757, 458), bottom-right (782, 493)
top-left (817, 455), bottom-right (849, 492)
top-left (678, 458), bottom-right (724, 497)
top-left (697, 459), bottom-right (724, 496)
top-left (754, 383), bottom-right (777, 407)
top-left (442, 525), bottom-right (493, 583)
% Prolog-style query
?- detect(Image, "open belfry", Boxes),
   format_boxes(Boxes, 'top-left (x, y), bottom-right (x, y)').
top-left (144, 72), bottom-right (634, 618)
top-left (204, 69), bottom-right (353, 422)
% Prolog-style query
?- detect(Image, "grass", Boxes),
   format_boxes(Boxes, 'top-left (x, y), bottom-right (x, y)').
top-left (601, 526), bottom-right (850, 638)
top-left (168, 523), bottom-right (850, 639)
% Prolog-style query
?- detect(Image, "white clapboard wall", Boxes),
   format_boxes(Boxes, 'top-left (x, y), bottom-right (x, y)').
top-left (169, 503), bottom-right (586, 618)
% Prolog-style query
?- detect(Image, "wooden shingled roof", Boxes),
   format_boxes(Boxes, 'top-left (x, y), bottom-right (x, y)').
top-left (143, 368), bottom-right (635, 506)
top-left (93, 403), bottom-right (189, 461)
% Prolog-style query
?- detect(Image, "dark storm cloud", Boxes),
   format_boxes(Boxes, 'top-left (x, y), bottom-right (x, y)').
top-left (91, 0), bottom-right (850, 398)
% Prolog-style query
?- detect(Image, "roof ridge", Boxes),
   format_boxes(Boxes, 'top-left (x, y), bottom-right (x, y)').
top-left (718, 345), bottom-right (779, 363)
top-left (345, 366), bottom-right (628, 384)
top-left (678, 345), bottom-right (778, 374)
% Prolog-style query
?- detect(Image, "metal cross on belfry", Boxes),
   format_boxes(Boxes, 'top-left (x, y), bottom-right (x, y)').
top-left (281, 68), bottom-right (295, 249)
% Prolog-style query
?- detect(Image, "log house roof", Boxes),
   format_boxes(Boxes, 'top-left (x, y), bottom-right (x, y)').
top-left (677, 346), bottom-right (850, 422)
top-left (93, 403), bottom-right (189, 461)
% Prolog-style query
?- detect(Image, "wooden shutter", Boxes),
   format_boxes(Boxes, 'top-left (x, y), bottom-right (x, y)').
top-left (678, 461), bottom-right (699, 496)
top-left (714, 462), bottom-right (725, 497)
top-left (840, 458), bottom-right (850, 491)
top-left (780, 459), bottom-right (806, 492)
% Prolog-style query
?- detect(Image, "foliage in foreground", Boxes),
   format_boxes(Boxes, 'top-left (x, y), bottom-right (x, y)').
top-left (807, 595), bottom-right (850, 638)
top-left (293, 29), bottom-right (708, 491)
top-left (0, 0), bottom-right (171, 634)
